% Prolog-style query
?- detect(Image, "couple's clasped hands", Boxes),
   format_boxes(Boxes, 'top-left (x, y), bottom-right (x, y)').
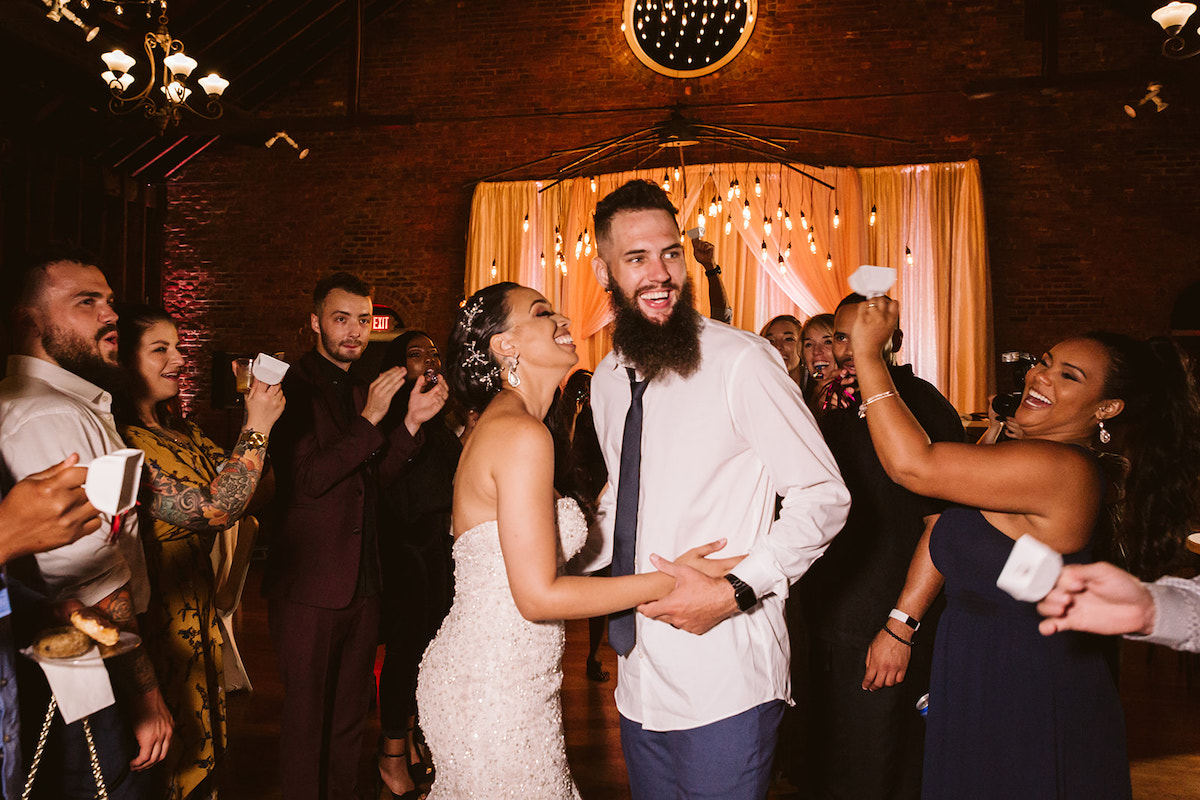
top-left (639, 539), bottom-right (745, 636)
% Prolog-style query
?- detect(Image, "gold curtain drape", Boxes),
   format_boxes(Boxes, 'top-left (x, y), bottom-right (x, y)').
top-left (464, 160), bottom-right (992, 416)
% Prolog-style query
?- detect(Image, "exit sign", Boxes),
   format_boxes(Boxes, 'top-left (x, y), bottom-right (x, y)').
top-left (372, 315), bottom-right (392, 332)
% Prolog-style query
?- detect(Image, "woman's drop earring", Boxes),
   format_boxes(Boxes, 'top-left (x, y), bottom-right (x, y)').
top-left (1098, 419), bottom-right (1111, 444)
top-left (507, 355), bottom-right (521, 388)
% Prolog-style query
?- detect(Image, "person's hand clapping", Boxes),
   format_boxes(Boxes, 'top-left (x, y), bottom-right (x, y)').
top-left (362, 366), bottom-right (408, 426)
top-left (405, 371), bottom-right (449, 435)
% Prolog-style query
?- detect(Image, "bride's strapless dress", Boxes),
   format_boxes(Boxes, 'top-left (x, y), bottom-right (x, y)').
top-left (416, 497), bottom-right (587, 799)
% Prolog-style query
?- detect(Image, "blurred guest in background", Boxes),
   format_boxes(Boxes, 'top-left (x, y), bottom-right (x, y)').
top-left (801, 313), bottom-right (836, 412)
top-left (760, 315), bottom-right (805, 390)
top-left (375, 329), bottom-right (461, 799)
top-left (116, 305), bottom-right (284, 800)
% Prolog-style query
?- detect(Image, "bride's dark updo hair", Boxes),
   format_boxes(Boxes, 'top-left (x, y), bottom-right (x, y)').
top-left (447, 282), bottom-right (520, 412)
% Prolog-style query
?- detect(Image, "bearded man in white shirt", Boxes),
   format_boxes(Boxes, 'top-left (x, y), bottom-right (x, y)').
top-left (0, 247), bottom-right (171, 798)
top-left (585, 180), bottom-right (850, 800)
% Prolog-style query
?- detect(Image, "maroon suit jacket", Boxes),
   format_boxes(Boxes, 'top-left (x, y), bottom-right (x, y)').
top-left (264, 349), bottom-right (420, 608)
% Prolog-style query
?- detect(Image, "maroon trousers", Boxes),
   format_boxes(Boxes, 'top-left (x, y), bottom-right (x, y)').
top-left (268, 594), bottom-right (380, 800)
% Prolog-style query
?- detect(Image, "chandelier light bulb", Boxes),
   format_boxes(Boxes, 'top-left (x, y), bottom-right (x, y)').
top-left (662, 173), bottom-right (670, 192)
top-left (540, 253), bottom-right (546, 269)
top-left (784, 212), bottom-right (792, 230)
top-left (708, 198), bottom-right (718, 217)
top-left (727, 182), bottom-right (735, 201)
top-left (776, 202), bottom-right (784, 220)
top-left (754, 177), bottom-right (762, 197)
top-left (784, 242), bottom-right (791, 258)
top-left (800, 211), bottom-right (808, 230)
top-left (575, 234), bottom-right (584, 259)
top-left (833, 208), bottom-right (840, 229)
top-left (810, 241), bottom-right (817, 254)
top-left (761, 241), bottom-right (769, 261)
top-left (869, 204), bottom-right (877, 226)
top-left (698, 213), bottom-right (706, 230)
top-left (906, 246), bottom-right (914, 265)
top-left (674, 166), bottom-right (681, 181)
top-left (763, 217), bottom-right (772, 236)
top-left (734, 180), bottom-right (741, 198)
top-left (826, 253), bottom-right (833, 271)
top-left (591, 176), bottom-right (597, 192)
top-left (197, 73), bottom-right (228, 97)
top-left (725, 215), bottom-right (732, 235)
top-left (742, 199), bottom-right (751, 220)
top-left (490, 259), bottom-right (498, 280)
top-left (778, 255), bottom-right (786, 274)
top-left (522, 214), bottom-right (529, 233)
top-left (162, 52), bottom-right (197, 79)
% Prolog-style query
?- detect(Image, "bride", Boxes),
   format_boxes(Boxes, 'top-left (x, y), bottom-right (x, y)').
top-left (416, 282), bottom-right (734, 799)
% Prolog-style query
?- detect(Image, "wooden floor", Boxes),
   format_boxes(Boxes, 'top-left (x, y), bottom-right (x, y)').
top-left (221, 562), bottom-right (1200, 799)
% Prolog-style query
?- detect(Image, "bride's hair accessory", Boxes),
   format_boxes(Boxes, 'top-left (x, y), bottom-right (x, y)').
top-left (449, 282), bottom-right (520, 412)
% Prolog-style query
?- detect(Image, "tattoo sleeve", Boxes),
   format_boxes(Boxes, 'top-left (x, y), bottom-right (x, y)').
top-left (94, 585), bottom-right (159, 694)
top-left (146, 430), bottom-right (267, 532)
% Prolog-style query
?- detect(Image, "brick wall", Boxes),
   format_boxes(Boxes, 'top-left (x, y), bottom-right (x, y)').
top-left (164, 0), bottom-right (1200, 431)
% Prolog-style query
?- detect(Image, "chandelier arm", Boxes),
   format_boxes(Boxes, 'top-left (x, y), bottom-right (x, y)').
top-left (708, 138), bottom-right (836, 190)
top-left (553, 128), bottom-right (658, 174)
top-left (724, 122), bottom-right (916, 145)
top-left (535, 142), bottom-right (651, 192)
top-left (1163, 34), bottom-right (1200, 59)
top-left (693, 123), bottom-right (787, 150)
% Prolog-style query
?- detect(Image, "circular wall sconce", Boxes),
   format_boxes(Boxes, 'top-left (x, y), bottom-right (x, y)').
top-left (622, 0), bottom-right (757, 78)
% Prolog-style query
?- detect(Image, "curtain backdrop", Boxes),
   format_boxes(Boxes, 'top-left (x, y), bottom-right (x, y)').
top-left (465, 159), bottom-right (992, 416)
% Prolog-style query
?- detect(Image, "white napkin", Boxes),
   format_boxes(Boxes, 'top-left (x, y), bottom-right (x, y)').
top-left (848, 264), bottom-right (897, 298)
top-left (39, 649), bottom-right (116, 724)
top-left (996, 534), bottom-right (1064, 603)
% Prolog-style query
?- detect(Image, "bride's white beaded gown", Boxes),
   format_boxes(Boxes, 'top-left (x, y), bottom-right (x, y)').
top-left (416, 497), bottom-right (587, 799)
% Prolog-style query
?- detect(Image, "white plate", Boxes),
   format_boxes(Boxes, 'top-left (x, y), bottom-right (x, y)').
top-left (21, 630), bottom-right (142, 666)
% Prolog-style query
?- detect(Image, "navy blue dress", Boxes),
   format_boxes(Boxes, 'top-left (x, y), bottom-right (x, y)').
top-left (923, 507), bottom-right (1132, 799)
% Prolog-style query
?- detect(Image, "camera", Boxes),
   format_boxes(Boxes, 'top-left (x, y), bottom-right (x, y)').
top-left (991, 351), bottom-right (1038, 419)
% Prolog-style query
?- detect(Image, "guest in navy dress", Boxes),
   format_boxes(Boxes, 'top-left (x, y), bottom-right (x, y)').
top-left (848, 296), bottom-right (1200, 799)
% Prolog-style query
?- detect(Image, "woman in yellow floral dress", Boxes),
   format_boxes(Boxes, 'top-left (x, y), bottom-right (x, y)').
top-left (116, 305), bottom-right (285, 799)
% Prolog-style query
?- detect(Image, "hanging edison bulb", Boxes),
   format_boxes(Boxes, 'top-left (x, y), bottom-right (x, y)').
top-left (833, 208), bottom-right (840, 229)
top-left (742, 199), bottom-right (751, 221)
top-left (734, 179), bottom-right (742, 198)
top-left (778, 254), bottom-right (786, 274)
top-left (590, 176), bottom-right (597, 193)
top-left (754, 177), bottom-right (762, 197)
top-left (662, 173), bottom-right (671, 192)
top-left (490, 259), bottom-right (497, 280)
top-left (810, 240), bottom-right (817, 255)
top-left (560, 258), bottom-right (568, 276)
top-left (826, 253), bottom-right (833, 271)
top-left (583, 230), bottom-right (590, 247)
top-left (717, 197), bottom-right (724, 214)
top-left (540, 252), bottom-right (546, 270)
top-left (784, 211), bottom-right (792, 231)
top-left (574, 234), bottom-right (584, 259)
top-left (806, 229), bottom-right (814, 244)
top-left (869, 204), bottom-right (877, 226)
top-left (776, 202), bottom-right (784, 220)
top-left (727, 181), bottom-right (736, 201)
top-left (763, 217), bottom-right (772, 236)
top-left (800, 211), bottom-right (808, 230)
top-left (708, 197), bottom-right (718, 217)
top-left (522, 214), bottom-right (529, 233)
top-left (784, 242), bottom-right (792, 258)
top-left (674, 166), bottom-right (681, 182)
top-left (761, 241), bottom-right (769, 262)
top-left (698, 213), bottom-right (706, 231)
top-left (906, 246), bottom-right (914, 265)
top-left (725, 215), bottom-right (733, 235)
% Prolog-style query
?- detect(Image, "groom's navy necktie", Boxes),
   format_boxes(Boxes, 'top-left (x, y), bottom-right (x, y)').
top-left (609, 367), bottom-right (648, 657)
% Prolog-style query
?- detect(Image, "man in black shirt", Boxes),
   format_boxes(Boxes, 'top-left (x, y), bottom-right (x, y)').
top-left (796, 293), bottom-right (964, 800)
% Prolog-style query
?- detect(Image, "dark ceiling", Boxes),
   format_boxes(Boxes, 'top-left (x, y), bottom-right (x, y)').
top-left (1, 0), bottom-right (409, 182)
top-left (0, 0), bottom-right (1192, 184)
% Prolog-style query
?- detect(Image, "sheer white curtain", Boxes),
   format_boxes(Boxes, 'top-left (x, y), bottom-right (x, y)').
top-left (466, 159), bottom-right (991, 415)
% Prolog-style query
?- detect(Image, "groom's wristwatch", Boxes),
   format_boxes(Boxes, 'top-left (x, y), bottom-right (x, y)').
top-left (724, 574), bottom-right (758, 613)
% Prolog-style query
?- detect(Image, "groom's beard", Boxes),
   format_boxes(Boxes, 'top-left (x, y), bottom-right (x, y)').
top-left (608, 271), bottom-right (702, 381)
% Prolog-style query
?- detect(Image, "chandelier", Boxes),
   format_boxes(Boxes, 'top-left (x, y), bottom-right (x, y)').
top-left (1152, 2), bottom-right (1200, 59)
top-left (100, 12), bottom-right (229, 132)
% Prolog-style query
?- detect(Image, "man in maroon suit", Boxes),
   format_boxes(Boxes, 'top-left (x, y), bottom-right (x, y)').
top-left (266, 272), bottom-right (447, 800)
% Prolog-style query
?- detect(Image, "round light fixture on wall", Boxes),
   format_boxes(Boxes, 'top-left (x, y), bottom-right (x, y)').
top-left (622, 0), bottom-right (757, 79)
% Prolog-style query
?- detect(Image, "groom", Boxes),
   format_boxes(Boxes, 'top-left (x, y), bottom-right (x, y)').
top-left (585, 179), bottom-right (850, 799)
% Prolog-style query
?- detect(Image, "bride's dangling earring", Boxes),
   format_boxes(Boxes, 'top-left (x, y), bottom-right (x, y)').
top-left (1098, 419), bottom-right (1111, 444)
top-left (507, 355), bottom-right (521, 388)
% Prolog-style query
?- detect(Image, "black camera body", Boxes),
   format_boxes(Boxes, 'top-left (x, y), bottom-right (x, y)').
top-left (991, 351), bottom-right (1038, 419)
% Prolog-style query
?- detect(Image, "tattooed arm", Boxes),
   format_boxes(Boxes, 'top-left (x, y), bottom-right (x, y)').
top-left (143, 429), bottom-right (269, 532)
top-left (93, 584), bottom-right (173, 770)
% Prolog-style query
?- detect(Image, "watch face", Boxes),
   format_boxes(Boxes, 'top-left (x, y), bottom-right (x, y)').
top-left (623, 0), bottom-right (757, 79)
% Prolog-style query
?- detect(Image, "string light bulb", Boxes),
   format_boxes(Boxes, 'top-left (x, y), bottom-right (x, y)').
top-left (778, 254), bottom-right (786, 274)
top-left (662, 173), bottom-right (671, 192)
top-left (809, 240), bottom-right (817, 255)
top-left (800, 211), bottom-right (808, 230)
top-left (708, 197), bottom-right (718, 217)
top-left (490, 259), bottom-right (497, 280)
top-left (727, 181), bottom-right (736, 201)
top-left (754, 176), bottom-right (762, 197)
top-left (742, 199), bottom-right (751, 221)
top-left (826, 253), bottom-right (833, 271)
top-left (833, 208), bottom-right (840, 229)
top-left (674, 166), bottom-right (681, 181)
top-left (869, 204), bottom-right (877, 226)
top-left (906, 246), bottom-right (914, 265)
top-left (763, 217), bottom-right (772, 236)
top-left (761, 241), bottom-right (769, 262)
top-left (575, 234), bottom-right (584, 259)
top-left (784, 242), bottom-right (791, 258)
top-left (784, 211), bottom-right (792, 231)
top-left (540, 253), bottom-right (546, 270)
top-left (776, 202), bottom-right (784, 220)
top-left (590, 176), bottom-right (597, 193)
top-left (698, 213), bottom-right (706, 231)
top-left (725, 215), bottom-right (732, 235)
top-left (734, 179), bottom-right (741, 198)
top-left (522, 214), bottom-right (529, 233)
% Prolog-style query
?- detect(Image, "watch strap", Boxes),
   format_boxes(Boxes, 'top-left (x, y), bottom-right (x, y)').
top-left (888, 608), bottom-right (920, 631)
top-left (724, 574), bottom-right (757, 613)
